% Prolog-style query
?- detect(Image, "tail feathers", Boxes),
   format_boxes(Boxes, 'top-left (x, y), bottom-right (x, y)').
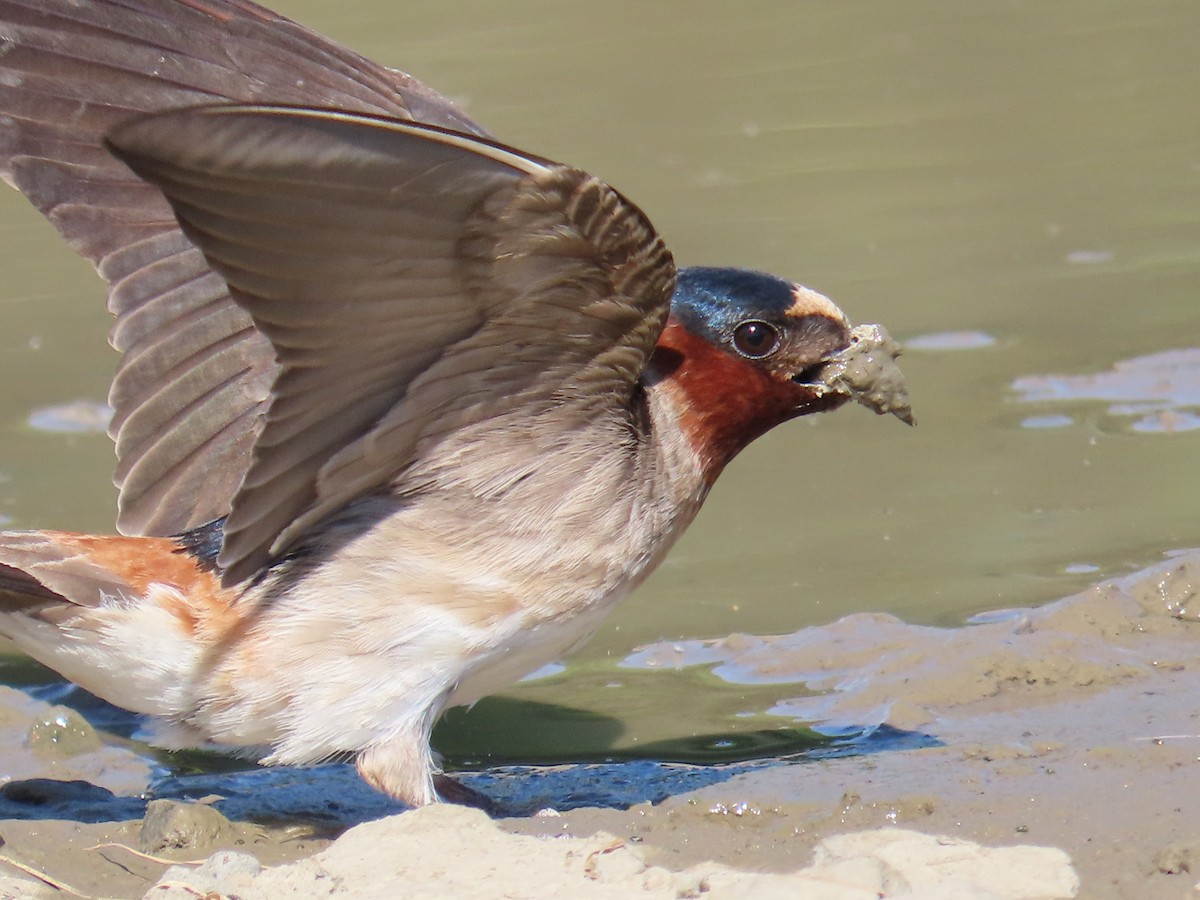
top-left (0, 531), bottom-right (140, 615)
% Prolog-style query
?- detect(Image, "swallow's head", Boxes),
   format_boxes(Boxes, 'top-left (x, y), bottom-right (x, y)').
top-left (648, 266), bottom-right (910, 480)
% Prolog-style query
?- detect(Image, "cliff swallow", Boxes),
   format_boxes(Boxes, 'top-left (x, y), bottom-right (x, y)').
top-left (0, 0), bottom-right (912, 807)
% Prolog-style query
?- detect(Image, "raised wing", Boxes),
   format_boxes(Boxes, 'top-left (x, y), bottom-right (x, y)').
top-left (107, 106), bottom-right (675, 585)
top-left (0, 0), bottom-right (485, 535)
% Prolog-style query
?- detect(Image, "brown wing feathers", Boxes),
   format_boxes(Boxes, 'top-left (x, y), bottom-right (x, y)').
top-left (0, 0), bottom-right (486, 537)
top-left (106, 107), bottom-right (674, 585)
top-left (1, 3), bottom-right (676, 587)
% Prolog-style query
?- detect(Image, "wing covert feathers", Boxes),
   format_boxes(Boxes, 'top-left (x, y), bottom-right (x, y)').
top-left (108, 107), bottom-right (674, 585)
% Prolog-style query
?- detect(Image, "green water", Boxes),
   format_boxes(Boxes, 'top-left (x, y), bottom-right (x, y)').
top-left (0, 0), bottom-right (1197, 766)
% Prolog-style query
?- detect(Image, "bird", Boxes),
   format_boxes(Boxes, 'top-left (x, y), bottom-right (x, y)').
top-left (0, 0), bottom-right (912, 808)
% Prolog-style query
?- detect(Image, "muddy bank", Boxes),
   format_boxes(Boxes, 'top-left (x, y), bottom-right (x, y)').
top-left (555, 550), bottom-right (1200, 899)
top-left (2, 552), bottom-right (1200, 897)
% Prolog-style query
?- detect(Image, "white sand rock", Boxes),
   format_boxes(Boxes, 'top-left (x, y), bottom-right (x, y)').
top-left (153, 850), bottom-right (262, 897)
top-left (142, 806), bottom-right (1077, 899)
top-left (811, 829), bottom-right (1079, 899)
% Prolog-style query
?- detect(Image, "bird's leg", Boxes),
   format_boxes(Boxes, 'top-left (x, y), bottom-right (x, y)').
top-left (355, 732), bottom-right (439, 808)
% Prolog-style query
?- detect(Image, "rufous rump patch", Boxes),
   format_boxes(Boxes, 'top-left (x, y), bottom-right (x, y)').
top-left (44, 530), bottom-right (237, 637)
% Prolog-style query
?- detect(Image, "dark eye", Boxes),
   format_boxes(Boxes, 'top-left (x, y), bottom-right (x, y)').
top-left (732, 320), bottom-right (781, 359)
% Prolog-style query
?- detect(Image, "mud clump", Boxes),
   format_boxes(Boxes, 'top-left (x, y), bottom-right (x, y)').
top-left (140, 799), bottom-right (238, 853)
top-left (822, 323), bottom-right (915, 424)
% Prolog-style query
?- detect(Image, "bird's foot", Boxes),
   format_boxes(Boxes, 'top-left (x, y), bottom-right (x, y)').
top-left (433, 774), bottom-right (503, 816)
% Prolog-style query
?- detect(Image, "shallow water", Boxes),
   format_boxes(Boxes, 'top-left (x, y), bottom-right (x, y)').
top-left (0, 0), bottom-right (1197, 771)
